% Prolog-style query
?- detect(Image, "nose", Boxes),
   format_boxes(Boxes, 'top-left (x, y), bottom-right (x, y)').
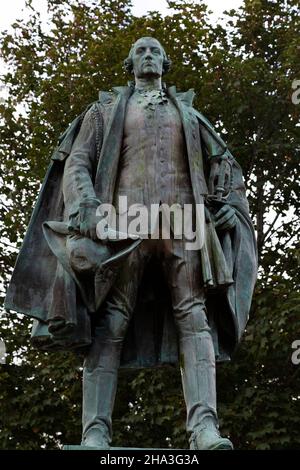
top-left (144, 48), bottom-right (154, 59)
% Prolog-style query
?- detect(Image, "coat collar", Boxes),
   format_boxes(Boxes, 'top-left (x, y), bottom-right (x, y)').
top-left (110, 84), bottom-right (195, 108)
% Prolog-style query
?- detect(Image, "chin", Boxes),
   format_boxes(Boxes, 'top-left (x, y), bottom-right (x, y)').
top-left (143, 67), bottom-right (156, 73)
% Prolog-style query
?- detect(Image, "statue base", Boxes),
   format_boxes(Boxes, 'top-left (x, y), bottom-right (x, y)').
top-left (63, 445), bottom-right (176, 450)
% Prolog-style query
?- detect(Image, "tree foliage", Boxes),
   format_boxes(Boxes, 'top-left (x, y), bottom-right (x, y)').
top-left (0, 0), bottom-right (299, 449)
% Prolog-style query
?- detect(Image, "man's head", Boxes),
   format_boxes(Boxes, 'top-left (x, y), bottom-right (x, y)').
top-left (124, 37), bottom-right (171, 79)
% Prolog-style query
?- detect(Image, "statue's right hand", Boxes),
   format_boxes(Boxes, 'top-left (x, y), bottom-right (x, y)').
top-left (78, 201), bottom-right (100, 241)
top-left (79, 213), bottom-right (98, 240)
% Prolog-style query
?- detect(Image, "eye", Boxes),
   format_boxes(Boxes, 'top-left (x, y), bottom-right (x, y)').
top-left (136, 47), bottom-right (145, 54)
top-left (152, 48), bottom-right (161, 54)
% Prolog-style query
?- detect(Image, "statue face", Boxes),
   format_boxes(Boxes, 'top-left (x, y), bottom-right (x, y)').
top-left (131, 38), bottom-right (164, 79)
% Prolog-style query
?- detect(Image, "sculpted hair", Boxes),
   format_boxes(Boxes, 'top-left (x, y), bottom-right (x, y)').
top-left (124, 37), bottom-right (172, 75)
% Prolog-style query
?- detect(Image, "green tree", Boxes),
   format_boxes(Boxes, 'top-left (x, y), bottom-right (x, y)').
top-left (0, 0), bottom-right (299, 449)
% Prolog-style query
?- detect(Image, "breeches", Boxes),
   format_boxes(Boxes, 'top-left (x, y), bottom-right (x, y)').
top-left (92, 237), bottom-right (210, 348)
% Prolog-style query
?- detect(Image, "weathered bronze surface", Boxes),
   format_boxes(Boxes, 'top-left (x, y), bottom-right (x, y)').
top-left (5, 37), bottom-right (257, 450)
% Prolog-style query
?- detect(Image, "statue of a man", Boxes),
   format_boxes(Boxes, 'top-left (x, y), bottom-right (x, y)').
top-left (5, 37), bottom-right (257, 450)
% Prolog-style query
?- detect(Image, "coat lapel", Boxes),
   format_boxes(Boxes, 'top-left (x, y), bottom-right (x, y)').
top-left (167, 86), bottom-right (207, 249)
top-left (167, 85), bottom-right (208, 203)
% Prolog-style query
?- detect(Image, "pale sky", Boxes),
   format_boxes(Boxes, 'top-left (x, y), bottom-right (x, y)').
top-left (0, 0), bottom-right (243, 32)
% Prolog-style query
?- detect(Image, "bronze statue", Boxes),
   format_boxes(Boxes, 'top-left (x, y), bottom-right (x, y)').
top-left (5, 37), bottom-right (257, 450)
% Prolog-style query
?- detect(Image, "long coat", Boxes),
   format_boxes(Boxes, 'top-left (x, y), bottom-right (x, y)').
top-left (5, 85), bottom-right (257, 365)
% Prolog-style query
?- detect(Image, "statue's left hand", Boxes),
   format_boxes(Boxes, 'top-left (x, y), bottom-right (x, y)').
top-left (213, 204), bottom-right (237, 231)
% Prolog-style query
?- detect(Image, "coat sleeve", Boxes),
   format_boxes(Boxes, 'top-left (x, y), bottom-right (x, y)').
top-left (62, 105), bottom-right (100, 220)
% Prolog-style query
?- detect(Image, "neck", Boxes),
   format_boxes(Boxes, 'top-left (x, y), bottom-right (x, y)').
top-left (134, 76), bottom-right (162, 90)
